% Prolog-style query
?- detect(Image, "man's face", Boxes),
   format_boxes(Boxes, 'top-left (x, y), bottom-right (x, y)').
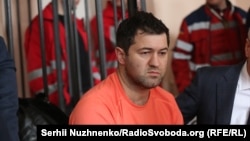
top-left (206, 0), bottom-right (225, 6)
top-left (115, 0), bottom-right (127, 7)
top-left (123, 31), bottom-right (169, 89)
top-left (74, 0), bottom-right (80, 6)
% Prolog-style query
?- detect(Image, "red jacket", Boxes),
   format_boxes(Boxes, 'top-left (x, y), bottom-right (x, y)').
top-left (172, 1), bottom-right (247, 93)
top-left (90, 1), bottom-right (128, 75)
top-left (24, 3), bottom-right (101, 106)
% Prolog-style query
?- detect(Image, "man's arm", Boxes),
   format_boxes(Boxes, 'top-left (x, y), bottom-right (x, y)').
top-left (0, 37), bottom-right (19, 141)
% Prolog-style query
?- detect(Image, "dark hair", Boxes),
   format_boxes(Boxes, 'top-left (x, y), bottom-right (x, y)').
top-left (116, 11), bottom-right (170, 54)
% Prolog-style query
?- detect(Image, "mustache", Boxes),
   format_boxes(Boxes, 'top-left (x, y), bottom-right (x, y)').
top-left (147, 68), bottom-right (160, 73)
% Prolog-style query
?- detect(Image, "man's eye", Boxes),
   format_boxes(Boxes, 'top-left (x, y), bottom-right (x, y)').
top-left (141, 52), bottom-right (149, 55)
top-left (159, 52), bottom-right (167, 55)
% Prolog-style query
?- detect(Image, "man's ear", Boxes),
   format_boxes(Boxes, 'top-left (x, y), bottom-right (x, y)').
top-left (115, 47), bottom-right (126, 64)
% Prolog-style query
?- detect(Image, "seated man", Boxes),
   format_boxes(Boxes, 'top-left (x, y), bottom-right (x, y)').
top-left (69, 11), bottom-right (183, 124)
top-left (0, 36), bottom-right (19, 141)
top-left (176, 28), bottom-right (250, 125)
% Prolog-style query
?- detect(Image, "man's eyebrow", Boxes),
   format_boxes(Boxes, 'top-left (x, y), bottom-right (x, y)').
top-left (137, 47), bottom-right (168, 52)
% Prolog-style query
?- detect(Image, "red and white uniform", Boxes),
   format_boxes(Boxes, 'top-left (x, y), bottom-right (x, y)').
top-left (24, 3), bottom-right (101, 106)
top-left (172, 1), bottom-right (247, 93)
top-left (91, 1), bottom-right (128, 75)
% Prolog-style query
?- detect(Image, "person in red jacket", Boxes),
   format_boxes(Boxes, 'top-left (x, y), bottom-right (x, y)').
top-left (24, 0), bottom-right (100, 113)
top-left (90, 0), bottom-right (141, 75)
top-left (90, 0), bottom-right (127, 75)
top-left (172, 0), bottom-right (248, 93)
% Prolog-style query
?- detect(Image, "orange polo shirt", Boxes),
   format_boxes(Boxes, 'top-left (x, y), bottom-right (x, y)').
top-left (69, 71), bottom-right (183, 125)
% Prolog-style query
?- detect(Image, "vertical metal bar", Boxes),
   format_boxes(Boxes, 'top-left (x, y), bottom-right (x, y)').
top-left (140, 0), bottom-right (146, 11)
top-left (71, 1), bottom-right (82, 99)
top-left (112, 0), bottom-right (118, 31)
top-left (65, 0), bottom-right (79, 103)
top-left (127, 0), bottom-right (137, 17)
top-left (68, 0), bottom-right (79, 98)
top-left (84, 0), bottom-right (94, 88)
top-left (62, 0), bottom-right (74, 102)
top-left (52, 0), bottom-right (65, 112)
top-left (120, 0), bottom-right (126, 20)
top-left (4, 0), bottom-right (14, 59)
top-left (37, 0), bottom-right (49, 98)
top-left (27, 0), bottom-right (32, 22)
top-left (95, 0), bottom-right (107, 80)
top-left (15, 0), bottom-right (26, 98)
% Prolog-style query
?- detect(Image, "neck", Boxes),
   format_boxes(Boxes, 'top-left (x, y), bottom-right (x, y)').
top-left (117, 68), bottom-right (150, 106)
